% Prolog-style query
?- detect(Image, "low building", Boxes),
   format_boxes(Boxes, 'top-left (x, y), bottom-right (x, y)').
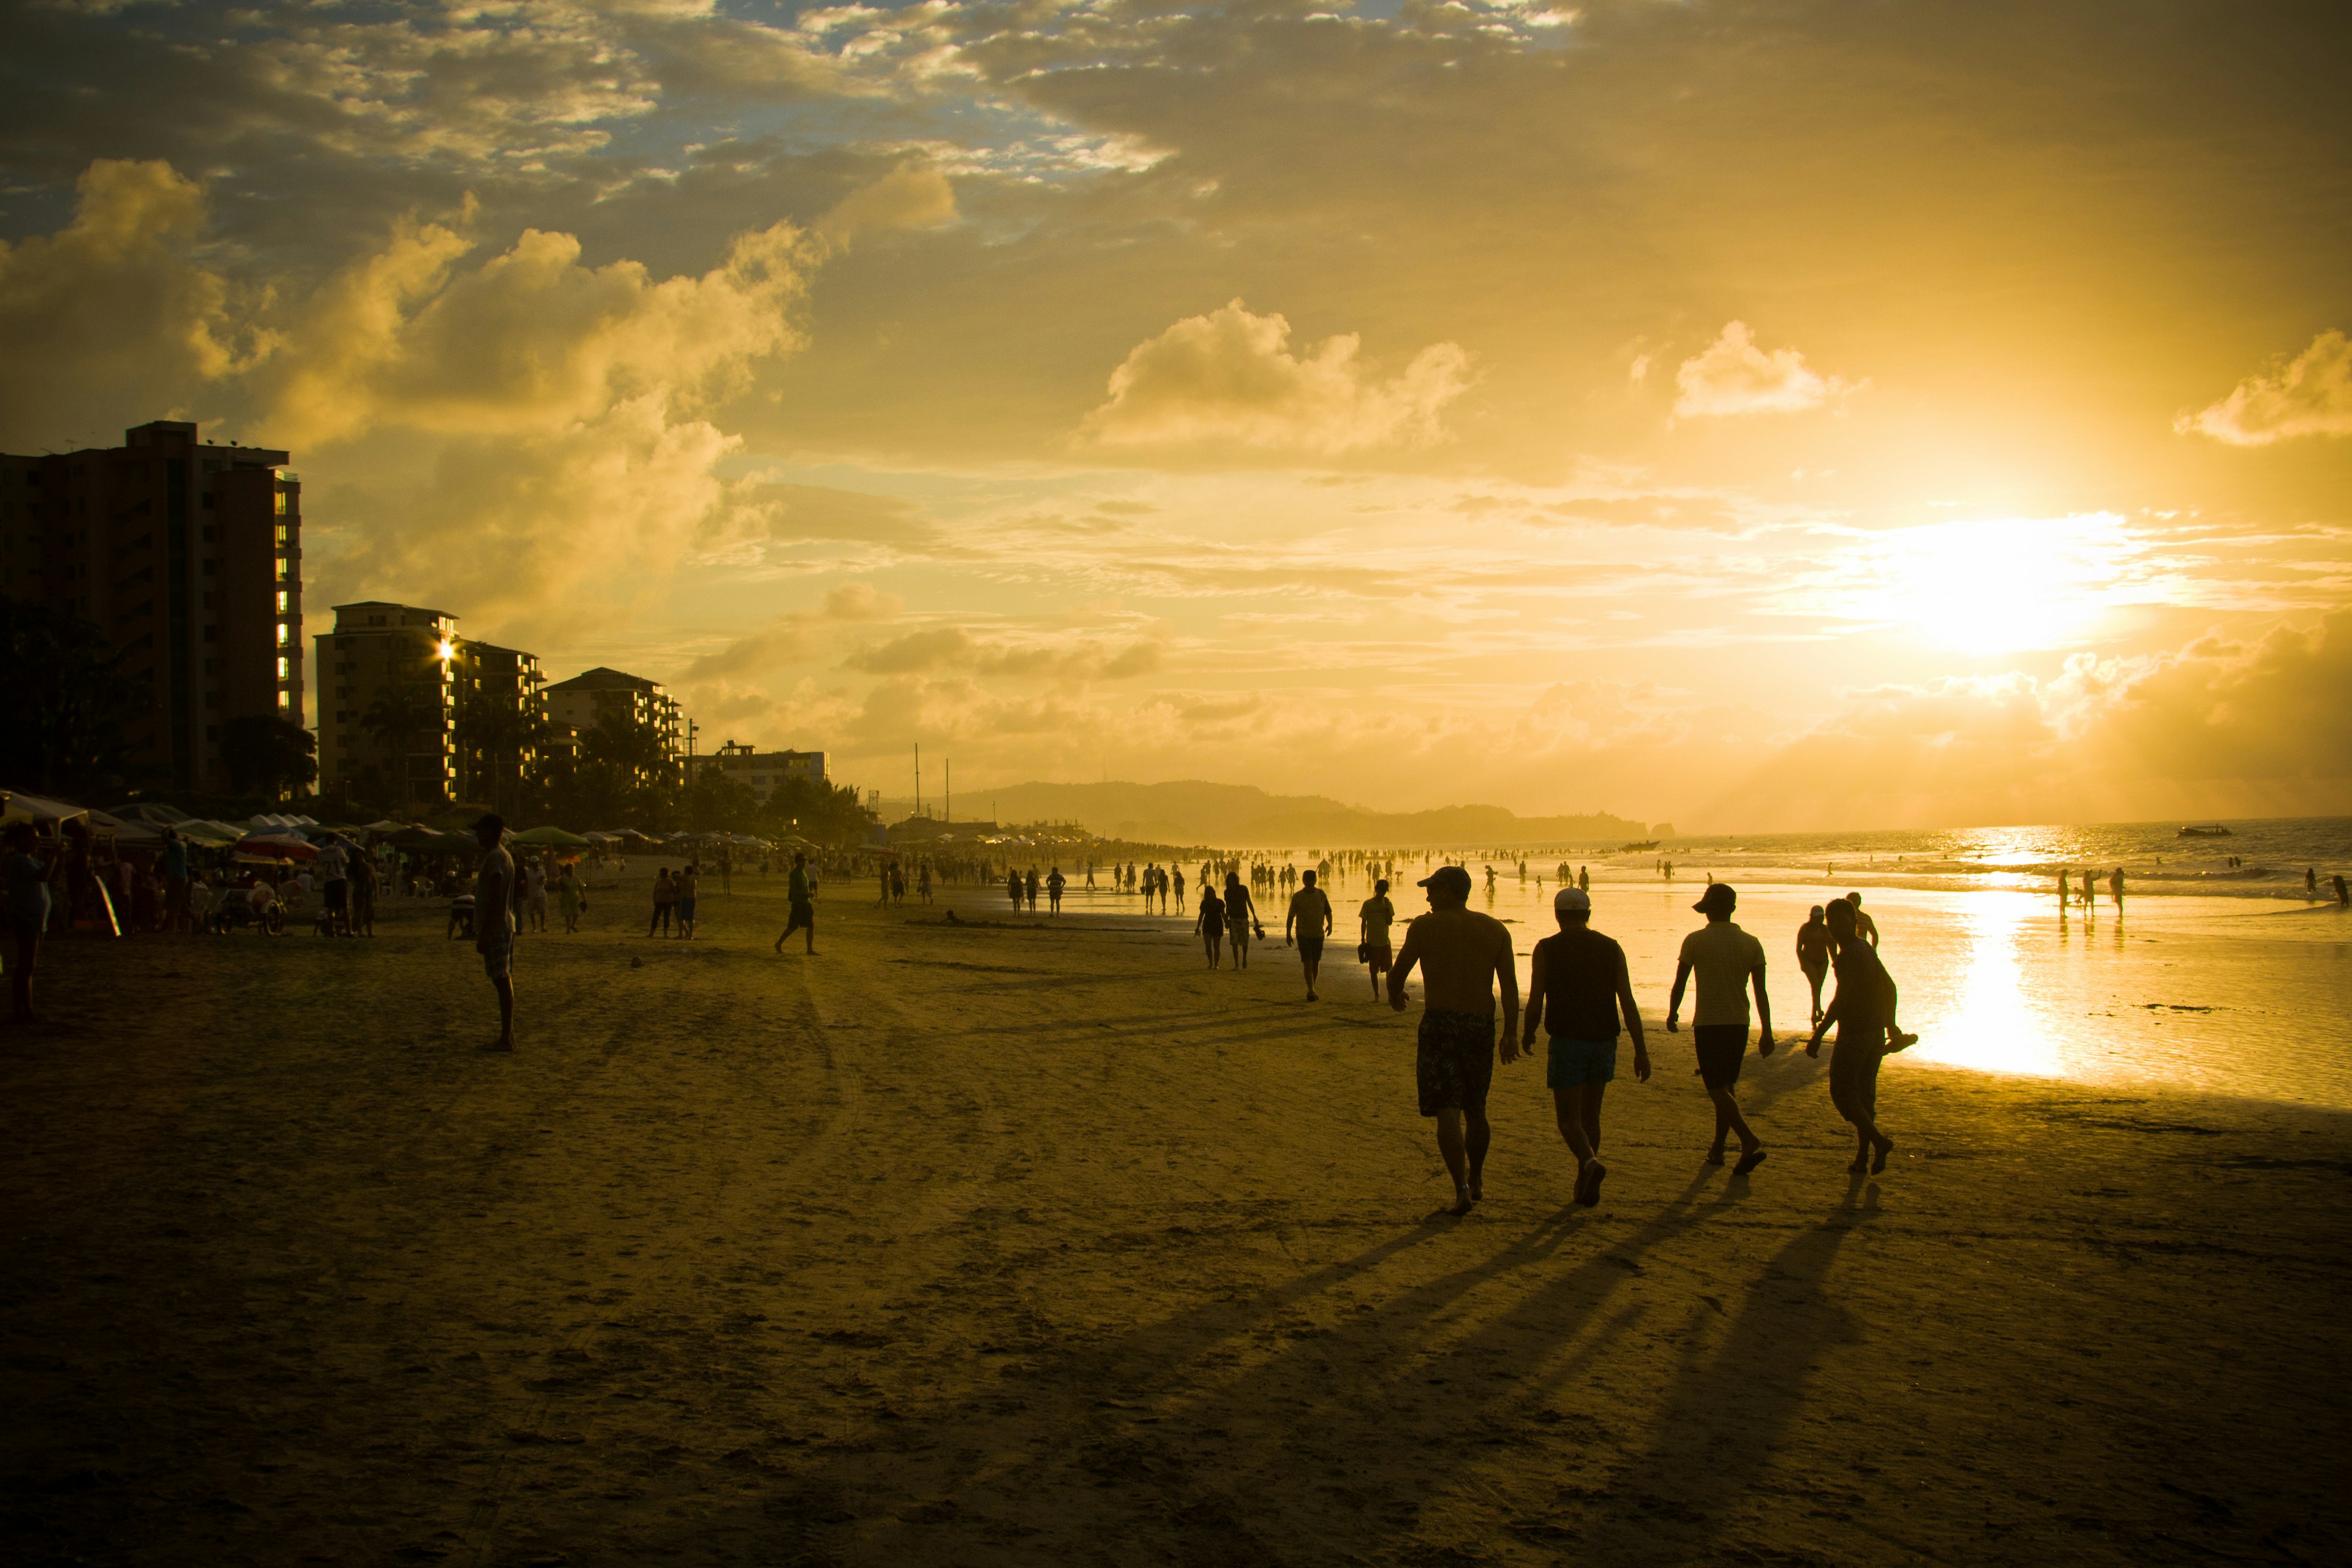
top-left (543, 666), bottom-right (682, 785)
top-left (1, 419), bottom-right (303, 791)
top-left (685, 741), bottom-right (829, 804)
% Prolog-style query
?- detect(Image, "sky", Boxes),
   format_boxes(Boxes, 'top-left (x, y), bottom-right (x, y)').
top-left (2, 0), bottom-right (2348, 831)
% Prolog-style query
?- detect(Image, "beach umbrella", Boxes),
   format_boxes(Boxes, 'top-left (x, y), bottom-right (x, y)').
top-left (2, 791), bottom-right (90, 827)
top-left (512, 825), bottom-right (592, 847)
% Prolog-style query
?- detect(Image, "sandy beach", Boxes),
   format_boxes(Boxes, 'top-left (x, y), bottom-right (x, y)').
top-left (4, 870), bottom-right (2348, 1567)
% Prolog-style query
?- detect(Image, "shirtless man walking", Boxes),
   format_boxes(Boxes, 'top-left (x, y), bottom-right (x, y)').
top-left (1388, 865), bottom-right (1520, 1216)
top-left (1286, 869), bottom-right (1335, 1001)
top-left (1359, 877), bottom-right (1396, 998)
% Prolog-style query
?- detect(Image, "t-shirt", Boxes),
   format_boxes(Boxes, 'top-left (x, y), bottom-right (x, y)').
top-left (1533, 927), bottom-right (1626, 1040)
top-left (525, 862), bottom-right (546, 896)
top-left (788, 866), bottom-right (813, 903)
top-left (476, 847), bottom-right (516, 943)
top-left (164, 839), bottom-right (189, 879)
top-left (1360, 895), bottom-right (1395, 943)
top-left (1679, 920), bottom-right (1766, 1027)
top-left (317, 844), bottom-right (348, 881)
top-left (1289, 886), bottom-right (1332, 936)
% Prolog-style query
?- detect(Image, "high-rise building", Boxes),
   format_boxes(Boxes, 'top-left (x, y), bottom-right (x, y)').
top-left (684, 740), bottom-right (829, 804)
top-left (315, 602), bottom-right (459, 806)
top-left (543, 667), bottom-right (683, 786)
top-left (1, 420), bottom-right (303, 791)
top-left (314, 603), bottom-right (548, 809)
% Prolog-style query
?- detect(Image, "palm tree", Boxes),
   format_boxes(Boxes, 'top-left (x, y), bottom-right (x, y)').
top-left (360, 676), bottom-right (448, 807)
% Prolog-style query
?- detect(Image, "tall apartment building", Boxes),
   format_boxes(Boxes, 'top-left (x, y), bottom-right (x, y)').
top-left (684, 740), bottom-right (829, 804)
top-left (315, 603), bottom-right (547, 808)
top-left (1, 420), bottom-right (303, 791)
top-left (315, 602), bottom-right (459, 805)
top-left (543, 667), bottom-right (683, 785)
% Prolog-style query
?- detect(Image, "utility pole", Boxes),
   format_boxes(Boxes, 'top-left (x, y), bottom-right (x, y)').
top-left (915, 742), bottom-right (921, 817)
top-left (946, 759), bottom-right (951, 824)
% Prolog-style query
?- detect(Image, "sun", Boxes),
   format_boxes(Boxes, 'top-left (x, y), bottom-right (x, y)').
top-left (1879, 513), bottom-right (2126, 655)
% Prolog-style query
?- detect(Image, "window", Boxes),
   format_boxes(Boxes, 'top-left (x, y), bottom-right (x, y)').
top-left (276, 622), bottom-right (290, 647)
top-left (277, 656), bottom-right (290, 679)
top-left (275, 590), bottom-right (288, 613)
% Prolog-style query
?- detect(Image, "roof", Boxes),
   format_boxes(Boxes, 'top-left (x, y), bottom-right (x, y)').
top-left (545, 666), bottom-right (666, 694)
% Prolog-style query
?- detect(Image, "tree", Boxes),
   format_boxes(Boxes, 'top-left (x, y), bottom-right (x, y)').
top-left (682, 764), bottom-right (759, 834)
top-left (221, 714), bottom-right (319, 800)
top-left (760, 773), bottom-right (876, 846)
top-left (0, 599), bottom-right (143, 794)
top-left (454, 694), bottom-right (538, 815)
top-left (359, 674), bottom-right (447, 806)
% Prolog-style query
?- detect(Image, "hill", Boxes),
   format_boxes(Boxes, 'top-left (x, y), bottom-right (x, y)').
top-left (893, 780), bottom-right (1656, 848)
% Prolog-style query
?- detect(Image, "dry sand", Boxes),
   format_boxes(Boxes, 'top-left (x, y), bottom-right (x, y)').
top-left (4, 871), bottom-right (2348, 1567)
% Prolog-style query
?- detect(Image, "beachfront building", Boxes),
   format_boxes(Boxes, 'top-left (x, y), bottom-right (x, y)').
top-left (317, 604), bottom-right (551, 808)
top-left (543, 666), bottom-right (683, 786)
top-left (684, 740), bottom-right (830, 804)
top-left (0, 419), bottom-right (304, 791)
top-left (315, 602), bottom-right (459, 806)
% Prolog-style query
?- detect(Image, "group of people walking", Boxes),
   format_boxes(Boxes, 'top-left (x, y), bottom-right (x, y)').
top-left (1377, 868), bottom-right (1917, 1216)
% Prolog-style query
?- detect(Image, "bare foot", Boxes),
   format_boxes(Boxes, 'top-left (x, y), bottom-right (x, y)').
top-left (1734, 1148), bottom-right (1767, 1176)
top-left (1847, 1154), bottom-right (1869, 1173)
top-left (1871, 1135), bottom-right (1894, 1174)
top-left (1705, 1150), bottom-right (1726, 1167)
top-left (1468, 1172), bottom-right (1484, 1202)
top-left (1449, 1187), bottom-right (1476, 1217)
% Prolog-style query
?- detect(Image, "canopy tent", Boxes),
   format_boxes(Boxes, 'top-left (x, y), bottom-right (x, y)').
top-left (235, 834), bottom-right (317, 861)
top-left (582, 831), bottom-right (620, 843)
top-left (108, 802), bottom-right (192, 827)
top-left (2, 791), bottom-right (89, 828)
top-left (362, 820), bottom-right (409, 834)
top-left (248, 812), bottom-right (321, 831)
top-left (87, 809), bottom-right (164, 847)
top-left (174, 820), bottom-right (246, 845)
top-left (511, 825), bottom-right (592, 847)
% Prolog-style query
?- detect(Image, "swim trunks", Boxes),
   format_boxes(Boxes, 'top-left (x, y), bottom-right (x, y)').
top-left (677, 896), bottom-right (698, 922)
top-left (1546, 1035), bottom-right (1616, 1090)
top-left (480, 941), bottom-right (512, 981)
top-left (1417, 1009), bottom-right (1495, 1117)
top-left (1693, 1023), bottom-right (1746, 1091)
top-left (1297, 933), bottom-right (1324, 962)
top-left (1365, 942), bottom-right (1392, 973)
top-left (1830, 1038), bottom-right (1884, 1123)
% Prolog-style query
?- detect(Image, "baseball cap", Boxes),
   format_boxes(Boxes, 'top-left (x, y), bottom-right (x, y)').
top-left (1693, 881), bottom-right (1736, 914)
top-left (473, 812), bottom-right (507, 837)
top-left (1554, 887), bottom-right (1591, 913)
top-left (1417, 865), bottom-right (1473, 896)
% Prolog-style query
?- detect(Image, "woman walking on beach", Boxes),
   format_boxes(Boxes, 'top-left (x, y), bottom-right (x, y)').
top-left (557, 864), bottom-right (586, 933)
top-left (1807, 899), bottom-right (1898, 1174)
top-left (1796, 906), bottom-right (1831, 1025)
top-left (1196, 883), bottom-right (1226, 967)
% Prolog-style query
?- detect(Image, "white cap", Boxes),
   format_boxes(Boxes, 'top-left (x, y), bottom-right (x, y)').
top-left (1554, 887), bottom-right (1591, 913)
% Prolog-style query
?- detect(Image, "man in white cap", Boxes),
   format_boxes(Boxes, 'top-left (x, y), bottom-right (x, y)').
top-left (1667, 881), bottom-right (1771, 1174)
top-left (1389, 864), bottom-right (1518, 1216)
top-left (1521, 886), bottom-right (1649, 1206)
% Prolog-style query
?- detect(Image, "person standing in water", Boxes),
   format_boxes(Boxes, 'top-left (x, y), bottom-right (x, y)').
top-left (1666, 882), bottom-right (1772, 1175)
top-left (1796, 905), bottom-right (1832, 1025)
top-left (1047, 865), bottom-right (1066, 915)
top-left (1286, 868), bottom-right (1335, 1001)
top-left (1809, 899), bottom-right (1897, 1174)
top-left (1389, 865), bottom-right (1519, 1217)
top-left (1521, 887), bottom-right (1648, 1206)
top-left (775, 851), bottom-right (818, 954)
top-left (1360, 877), bottom-right (1396, 1000)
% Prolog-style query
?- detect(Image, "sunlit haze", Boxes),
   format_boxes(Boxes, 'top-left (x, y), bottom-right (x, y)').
top-left (4, 0), bottom-right (2346, 829)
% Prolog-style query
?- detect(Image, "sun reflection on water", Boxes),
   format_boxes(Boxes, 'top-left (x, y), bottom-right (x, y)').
top-left (1906, 897), bottom-right (2065, 1078)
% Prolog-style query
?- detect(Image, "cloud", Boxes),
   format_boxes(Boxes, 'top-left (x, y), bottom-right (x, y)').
top-left (758, 484), bottom-right (939, 548)
top-left (2176, 330), bottom-right (2352, 445)
top-left (813, 164), bottom-right (958, 249)
top-left (0, 159), bottom-right (266, 442)
top-left (1672, 321), bottom-right (1856, 419)
top-left (846, 627), bottom-right (1166, 681)
top-left (1709, 612), bottom-right (2352, 829)
top-left (1080, 300), bottom-right (1472, 454)
top-left (680, 582), bottom-right (907, 681)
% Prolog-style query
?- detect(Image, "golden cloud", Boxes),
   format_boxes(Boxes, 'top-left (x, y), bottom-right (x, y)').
top-left (1672, 320), bottom-right (1856, 420)
top-left (2177, 330), bottom-right (2352, 445)
top-left (1080, 300), bottom-right (1472, 454)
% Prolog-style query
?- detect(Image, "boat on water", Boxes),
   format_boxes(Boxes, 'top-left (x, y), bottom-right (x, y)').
top-left (2177, 824), bottom-right (2233, 838)
top-left (1619, 840), bottom-right (1660, 852)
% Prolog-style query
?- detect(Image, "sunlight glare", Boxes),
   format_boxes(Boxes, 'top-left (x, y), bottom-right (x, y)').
top-left (1882, 514), bottom-right (2126, 655)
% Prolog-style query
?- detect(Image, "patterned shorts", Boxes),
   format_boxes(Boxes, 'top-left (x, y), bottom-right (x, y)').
top-left (1416, 1009), bottom-right (1496, 1117)
top-left (480, 942), bottom-right (513, 981)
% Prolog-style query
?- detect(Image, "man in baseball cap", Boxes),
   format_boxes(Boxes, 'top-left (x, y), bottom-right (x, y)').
top-left (1389, 864), bottom-right (1520, 1216)
top-left (1521, 885), bottom-right (1649, 1206)
top-left (1667, 881), bottom-right (1771, 1174)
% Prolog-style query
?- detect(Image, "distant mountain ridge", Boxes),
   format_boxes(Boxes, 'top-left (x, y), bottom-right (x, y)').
top-left (905, 779), bottom-right (1657, 847)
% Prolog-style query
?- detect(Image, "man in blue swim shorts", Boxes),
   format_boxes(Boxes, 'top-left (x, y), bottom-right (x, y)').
top-left (1521, 888), bottom-right (1649, 1207)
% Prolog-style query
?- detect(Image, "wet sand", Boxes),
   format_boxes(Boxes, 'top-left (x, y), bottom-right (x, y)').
top-left (4, 873), bottom-right (2348, 1566)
